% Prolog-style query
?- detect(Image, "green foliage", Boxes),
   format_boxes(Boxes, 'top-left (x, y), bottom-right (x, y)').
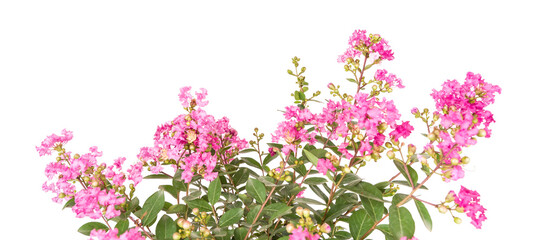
top-left (78, 222), bottom-right (108, 236)
top-left (140, 190), bottom-right (166, 226)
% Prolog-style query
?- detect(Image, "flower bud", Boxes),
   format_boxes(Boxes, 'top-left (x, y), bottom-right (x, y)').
top-left (177, 218), bottom-right (185, 228)
top-left (451, 158), bottom-right (459, 166)
top-left (172, 232), bottom-right (181, 240)
top-left (182, 221), bottom-right (192, 230)
top-left (325, 152), bottom-right (332, 159)
top-left (454, 217), bottom-right (462, 224)
top-left (461, 156), bottom-right (470, 164)
top-left (386, 150), bottom-right (395, 159)
top-left (428, 133), bottom-right (437, 141)
top-left (343, 166), bottom-right (351, 174)
top-left (285, 176), bottom-right (292, 182)
top-left (438, 205), bottom-right (448, 214)
top-left (408, 144), bottom-right (416, 155)
top-left (477, 129), bottom-right (487, 137)
top-left (455, 207), bottom-right (465, 213)
top-left (200, 212), bottom-right (207, 218)
top-left (445, 191), bottom-right (456, 202)
top-left (303, 208), bottom-right (311, 218)
top-left (321, 223), bottom-right (331, 233)
top-left (192, 208), bottom-right (199, 215)
top-left (296, 207), bottom-right (304, 216)
top-left (202, 228), bottom-right (210, 237)
top-left (286, 223), bottom-right (295, 233)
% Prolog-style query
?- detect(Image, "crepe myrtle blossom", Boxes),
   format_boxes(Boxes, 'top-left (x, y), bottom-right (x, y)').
top-left (138, 87), bottom-right (247, 183)
top-left (289, 226), bottom-right (320, 240)
top-left (449, 186), bottom-right (487, 229)
top-left (428, 72), bottom-right (501, 181)
top-left (337, 29), bottom-right (394, 63)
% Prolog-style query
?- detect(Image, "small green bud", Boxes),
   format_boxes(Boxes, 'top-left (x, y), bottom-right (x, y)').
top-left (454, 217), bottom-right (462, 224)
top-left (451, 158), bottom-right (459, 165)
top-left (296, 207), bottom-right (304, 216)
top-left (286, 223), bottom-right (295, 233)
top-left (192, 208), bottom-right (199, 215)
top-left (477, 129), bottom-right (487, 137)
top-left (285, 176), bottom-right (292, 182)
top-left (343, 166), bottom-right (351, 174)
top-left (428, 133), bottom-right (437, 141)
top-left (461, 156), bottom-right (470, 164)
top-left (172, 232), bottom-right (181, 240)
top-left (325, 152), bottom-right (332, 159)
top-left (303, 208), bottom-right (311, 218)
top-left (456, 207), bottom-right (465, 213)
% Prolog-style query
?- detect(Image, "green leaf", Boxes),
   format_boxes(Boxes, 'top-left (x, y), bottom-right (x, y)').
top-left (246, 205), bottom-right (261, 224)
top-left (232, 167), bottom-right (250, 186)
top-left (302, 149), bottom-right (333, 180)
top-left (78, 222), bottom-right (109, 236)
top-left (392, 180), bottom-right (428, 190)
top-left (115, 219), bottom-right (129, 236)
top-left (376, 224), bottom-right (395, 240)
top-left (325, 202), bottom-right (352, 223)
top-left (246, 178), bottom-right (267, 204)
top-left (346, 78), bottom-right (358, 84)
top-left (240, 157), bottom-right (262, 170)
top-left (309, 185), bottom-right (328, 203)
top-left (294, 197), bottom-right (325, 206)
top-left (414, 200), bottom-right (433, 232)
top-left (144, 173), bottom-right (172, 179)
top-left (335, 231), bottom-right (352, 239)
top-left (304, 177), bottom-right (328, 185)
top-left (349, 209), bottom-right (374, 240)
top-left (166, 204), bottom-right (186, 214)
top-left (263, 203), bottom-right (292, 220)
top-left (156, 214), bottom-right (176, 240)
top-left (159, 185), bottom-right (179, 199)
top-left (360, 182), bottom-right (385, 221)
top-left (239, 148), bottom-right (257, 154)
top-left (62, 198), bottom-right (75, 210)
top-left (141, 190), bottom-right (166, 226)
top-left (391, 193), bottom-right (410, 206)
top-left (208, 178), bottom-right (221, 205)
top-left (187, 199), bottom-right (212, 212)
top-left (234, 227), bottom-right (249, 240)
top-left (389, 206), bottom-right (415, 239)
top-left (393, 161), bottom-right (418, 187)
top-left (219, 208), bottom-right (244, 227)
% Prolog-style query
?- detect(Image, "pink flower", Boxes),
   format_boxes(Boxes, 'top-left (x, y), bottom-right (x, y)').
top-left (400, 237), bottom-right (419, 240)
top-left (338, 29), bottom-right (394, 63)
top-left (389, 121), bottom-right (414, 141)
top-left (450, 186), bottom-right (487, 229)
top-left (289, 226), bottom-right (320, 240)
top-left (316, 159), bottom-right (336, 175)
top-left (36, 129), bottom-right (73, 156)
top-left (90, 228), bottom-right (145, 240)
top-left (375, 69), bottom-right (404, 89)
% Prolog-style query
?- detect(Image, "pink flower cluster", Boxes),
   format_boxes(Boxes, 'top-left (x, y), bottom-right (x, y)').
top-left (374, 69), bottom-right (404, 89)
top-left (38, 130), bottom-right (141, 219)
top-left (450, 186), bottom-right (487, 229)
top-left (272, 92), bottom-right (409, 169)
top-left (89, 228), bottom-right (145, 240)
top-left (138, 86), bottom-right (247, 183)
top-left (73, 188), bottom-right (125, 219)
top-left (36, 129), bottom-right (73, 156)
top-left (316, 158), bottom-right (335, 175)
top-left (430, 72), bottom-right (501, 181)
top-left (272, 106), bottom-right (316, 155)
top-left (337, 29), bottom-right (394, 63)
top-left (289, 226), bottom-right (320, 240)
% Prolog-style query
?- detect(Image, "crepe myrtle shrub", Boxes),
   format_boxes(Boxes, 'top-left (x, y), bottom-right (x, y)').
top-left (37, 29), bottom-right (500, 240)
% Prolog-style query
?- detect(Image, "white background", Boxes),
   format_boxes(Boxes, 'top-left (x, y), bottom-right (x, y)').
top-left (1, 1), bottom-right (540, 239)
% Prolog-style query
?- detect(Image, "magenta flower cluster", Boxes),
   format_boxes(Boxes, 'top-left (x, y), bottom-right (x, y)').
top-left (89, 228), bottom-right (145, 240)
top-left (450, 186), bottom-right (487, 229)
top-left (288, 226), bottom-right (320, 240)
top-left (137, 86), bottom-right (247, 183)
top-left (337, 29), bottom-right (394, 63)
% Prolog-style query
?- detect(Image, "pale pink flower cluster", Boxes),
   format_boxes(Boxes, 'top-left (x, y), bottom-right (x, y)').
top-left (450, 186), bottom-right (487, 229)
top-left (429, 72), bottom-right (501, 181)
top-left (36, 129), bottom-right (73, 156)
top-left (89, 228), bottom-right (145, 240)
top-left (374, 69), bottom-right (404, 89)
top-left (138, 87), bottom-right (247, 183)
top-left (289, 226), bottom-right (320, 240)
top-left (38, 131), bottom-right (141, 218)
top-left (337, 29), bottom-right (394, 63)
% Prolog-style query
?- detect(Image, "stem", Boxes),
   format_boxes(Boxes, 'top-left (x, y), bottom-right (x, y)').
top-left (322, 171), bottom-right (348, 222)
